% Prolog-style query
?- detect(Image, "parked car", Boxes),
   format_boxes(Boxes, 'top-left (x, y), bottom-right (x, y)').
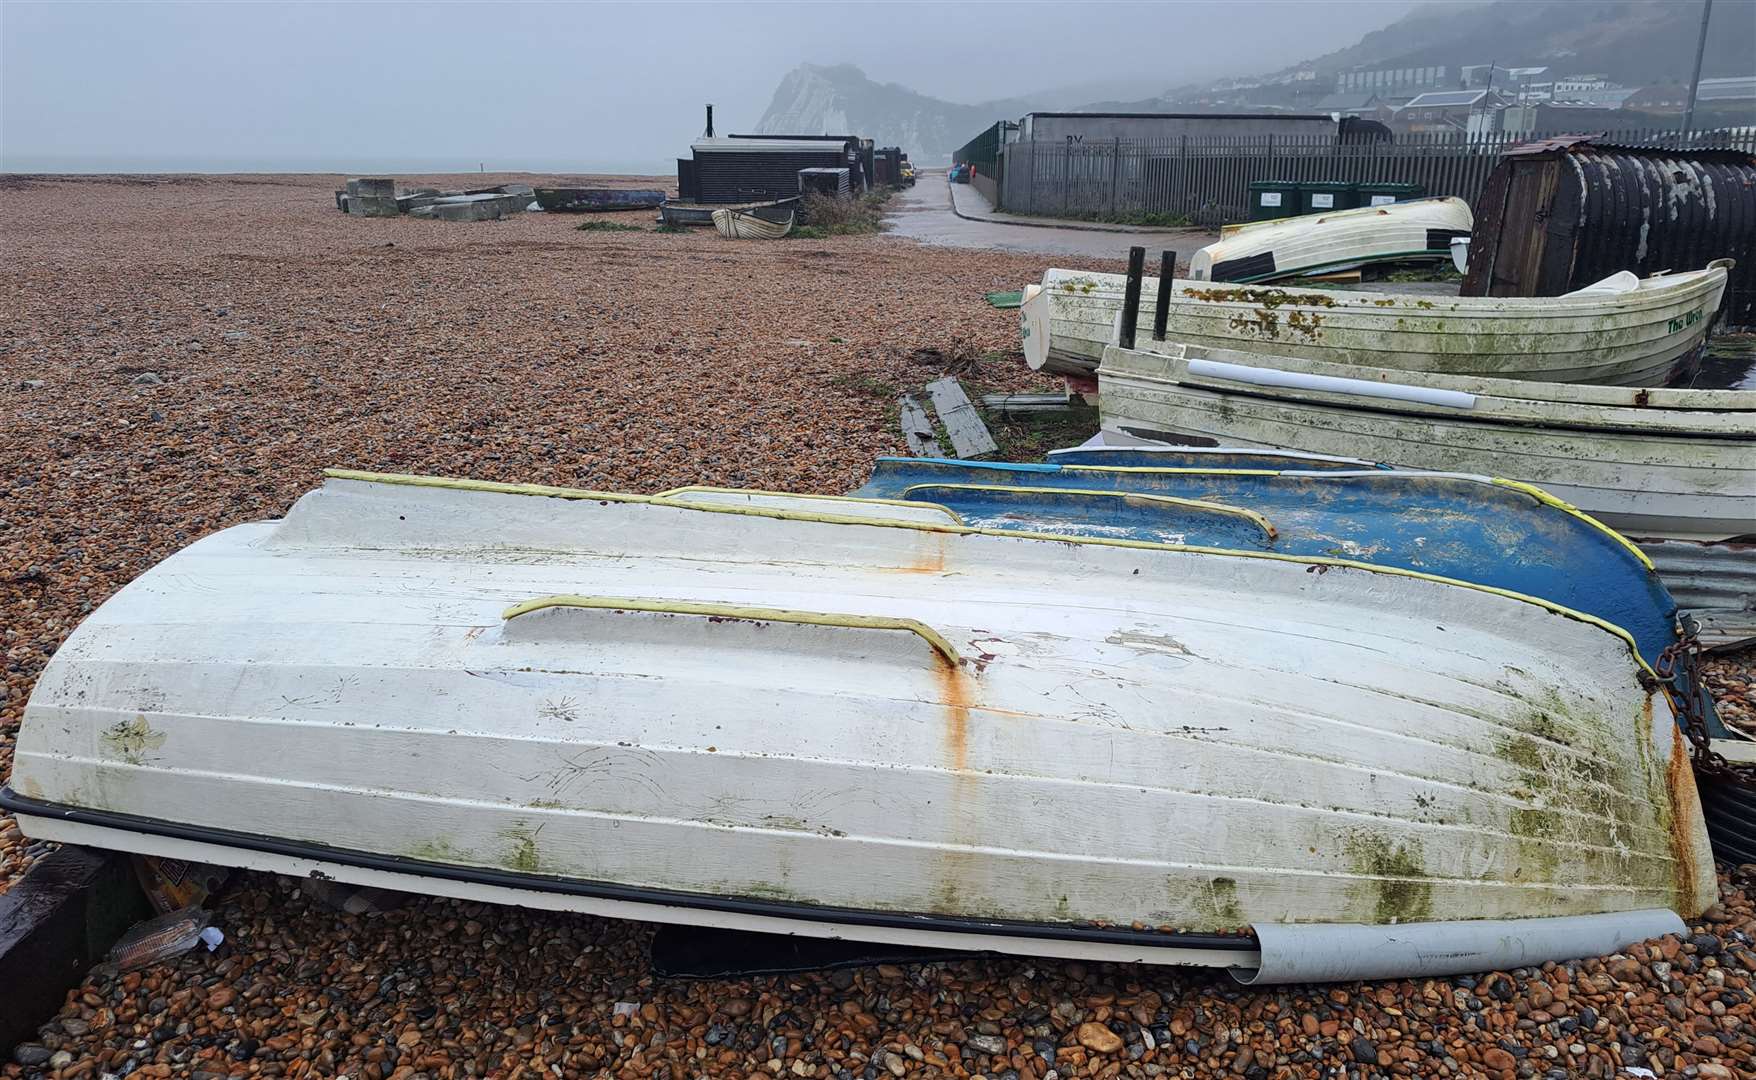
top-left (900, 162), bottom-right (917, 186)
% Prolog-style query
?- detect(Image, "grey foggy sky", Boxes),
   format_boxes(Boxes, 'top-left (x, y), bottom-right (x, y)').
top-left (2, 0), bottom-right (1426, 173)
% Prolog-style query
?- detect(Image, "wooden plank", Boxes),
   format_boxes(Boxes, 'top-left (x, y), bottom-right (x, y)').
top-left (980, 393), bottom-right (1076, 417)
top-left (897, 394), bottom-right (943, 458)
top-left (924, 377), bottom-right (997, 458)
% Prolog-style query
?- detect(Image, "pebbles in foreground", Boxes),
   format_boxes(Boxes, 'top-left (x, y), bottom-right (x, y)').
top-left (5, 867), bottom-right (1754, 1079)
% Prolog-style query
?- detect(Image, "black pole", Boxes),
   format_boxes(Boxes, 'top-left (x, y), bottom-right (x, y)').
top-left (1119, 246), bottom-right (1146, 350)
top-left (705, 104), bottom-right (714, 138)
top-left (1152, 250), bottom-right (1176, 341)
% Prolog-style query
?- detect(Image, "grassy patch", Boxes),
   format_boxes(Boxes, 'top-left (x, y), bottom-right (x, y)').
top-left (1065, 209), bottom-right (1193, 228)
top-left (790, 225), bottom-right (828, 239)
top-left (890, 373), bottom-right (1098, 462)
top-left (980, 404), bottom-right (1099, 461)
top-left (797, 190), bottom-right (893, 235)
top-left (575, 220), bottom-right (644, 233)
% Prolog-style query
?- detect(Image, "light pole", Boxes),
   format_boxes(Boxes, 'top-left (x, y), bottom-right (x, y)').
top-left (1681, 0), bottom-right (1713, 138)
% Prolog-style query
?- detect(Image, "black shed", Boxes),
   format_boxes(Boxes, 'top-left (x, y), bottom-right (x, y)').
top-left (1462, 136), bottom-right (1756, 329)
top-left (687, 137), bottom-right (861, 203)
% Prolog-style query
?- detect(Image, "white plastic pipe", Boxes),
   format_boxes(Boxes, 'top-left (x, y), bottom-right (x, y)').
top-left (1234, 908), bottom-right (1684, 985)
top-left (1187, 357), bottom-right (1477, 410)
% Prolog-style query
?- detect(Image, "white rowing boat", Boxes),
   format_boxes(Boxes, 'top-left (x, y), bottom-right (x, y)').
top-left (2, 471), bottom-right (1713, 970)
top-left (712, 208), bottom-right (794, 239)
top-left (1020, 259), bottom-right (1732, 385)
top-left (1096, 340), bottom-right (1756, 539)
top-left (1189, 197), bottom-right (1474, 283)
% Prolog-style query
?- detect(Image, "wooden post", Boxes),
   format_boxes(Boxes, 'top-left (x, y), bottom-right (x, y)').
top-left (1119, 246), bottom-right (1146, 350)
top-left (1153, 251), bottom-right (1176, 341)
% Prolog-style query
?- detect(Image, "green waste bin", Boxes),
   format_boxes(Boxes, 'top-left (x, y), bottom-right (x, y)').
top-left (1357, 181), bottom-right (1426, 207)
top-left (1300, 181), bottom-right (1358, 215)
top-left (1247, 180), bottom-right (1303, 221)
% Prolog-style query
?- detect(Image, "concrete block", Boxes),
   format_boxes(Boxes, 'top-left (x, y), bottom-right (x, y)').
top-left (347, 196), bottom-right (400, 218)
top-left (346, 177), bottom-right (395, 199)
top-left (395, 193), bottom-right (449, 213)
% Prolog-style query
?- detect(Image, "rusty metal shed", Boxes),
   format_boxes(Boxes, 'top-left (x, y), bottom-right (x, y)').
top-left (1461, 136), bottom-right (1756, 329)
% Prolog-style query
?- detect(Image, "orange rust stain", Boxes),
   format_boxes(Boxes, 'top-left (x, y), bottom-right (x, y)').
top-left (932, 659), bottom-right (974, 772)
top-left (1663, 719), bottom-right (1709, 915)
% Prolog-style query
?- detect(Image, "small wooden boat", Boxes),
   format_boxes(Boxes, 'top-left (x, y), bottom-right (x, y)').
top-left (1019, 259), bottom-right (1732, 385)
top-left (1095, 340), bottom-right (1756, 539)
top-left (534, 188), bottom-right (666, 212)
top-left (1, 471), bottom-right (1713, 969)
top-left (1190, 197), bottom-right (1474, 283)
top-left (661, 196), bottom-right (800, 228)
top-left (713, 207), bottom-right (794, 239)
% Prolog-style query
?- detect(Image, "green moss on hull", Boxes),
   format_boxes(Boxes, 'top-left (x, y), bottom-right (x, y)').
top-left (1342, 830), bottom-right (1433, 924)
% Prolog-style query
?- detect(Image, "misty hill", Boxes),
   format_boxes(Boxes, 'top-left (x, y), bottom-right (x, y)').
top-left (756, 3), bottom-right (1752, 160)
top-left (1298, 0), bottom-right (1750, 85)
top-left (755, 64), bottom-right (1039, 162)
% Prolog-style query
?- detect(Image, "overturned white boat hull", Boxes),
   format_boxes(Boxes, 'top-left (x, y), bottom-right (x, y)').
top-left (1190, 197), bottom-right (1474, 283)
top-left (1097, 341), bottom-right (1756, 539)
top-left (5, 473), bottom-right (1714, 965)
top-left (1021, 260), bottom-right (1731, 384)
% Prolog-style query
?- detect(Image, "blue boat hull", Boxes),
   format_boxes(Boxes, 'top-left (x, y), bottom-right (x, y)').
top-left (854, 455), bottom-right (1681, 672)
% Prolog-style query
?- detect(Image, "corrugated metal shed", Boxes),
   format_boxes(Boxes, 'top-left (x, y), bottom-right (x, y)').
top-left (1462, 136), bottom-right (1756, 329)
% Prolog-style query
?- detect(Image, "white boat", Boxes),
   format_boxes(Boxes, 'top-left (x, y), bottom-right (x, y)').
top-left (1096, 340), bottom-right (1756, 539)
top-left (2, 471), bottom-right (1714, 973)
top-left (1189, 197), bottom-right (1474, 283)
top-left (1019, 259), bottom-right (1732, 385)
top-left (712, 207), bottom-right (794, 239)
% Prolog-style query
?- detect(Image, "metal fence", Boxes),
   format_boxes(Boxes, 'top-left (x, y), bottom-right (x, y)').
top-left (997, 128), bottom-right (1756, 225)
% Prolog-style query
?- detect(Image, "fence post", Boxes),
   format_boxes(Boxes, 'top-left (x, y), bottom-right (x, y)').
top-left (1110, 137), bottom-right (1121, 216)
top-left (1062, 144), bottom-right (1071, 216)
top-left (1180, 134), bottom-right (1194, 219)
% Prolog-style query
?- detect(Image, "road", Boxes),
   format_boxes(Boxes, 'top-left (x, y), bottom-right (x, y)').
top-left (883, 174), bottom-right (1213, 260)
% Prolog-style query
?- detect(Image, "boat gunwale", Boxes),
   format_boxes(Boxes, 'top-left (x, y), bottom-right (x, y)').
top-left (318, 469), bottom-right (1663, 681)
top-left (1104, 346), bottom-right (1756, 422)
top-left (1041, 264), bottom-right (1728, 316)
top-left (655, 485), bottom-right (966, 525)
top-left (0, 785), bottom-right (1258, 953)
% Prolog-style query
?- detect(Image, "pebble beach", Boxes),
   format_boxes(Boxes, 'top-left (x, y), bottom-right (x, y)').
top-left (2, 172), bottom-right (1753, 1079)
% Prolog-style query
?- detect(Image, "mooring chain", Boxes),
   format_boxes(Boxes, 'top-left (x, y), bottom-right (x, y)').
top-left (1658, 627), bottom-right (1756, 784)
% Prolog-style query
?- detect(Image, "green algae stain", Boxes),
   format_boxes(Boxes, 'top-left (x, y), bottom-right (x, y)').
top-left (499, 825), bottom-right (541, 873)
top-left (406, 837), bottom-right (476, 864)
top-left (1196, 876), bottom-right (1243, 924)
top-left (101, 716), bottom-right (166, 765)
top-left (1343, 830), bottom-right (1433, 923)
